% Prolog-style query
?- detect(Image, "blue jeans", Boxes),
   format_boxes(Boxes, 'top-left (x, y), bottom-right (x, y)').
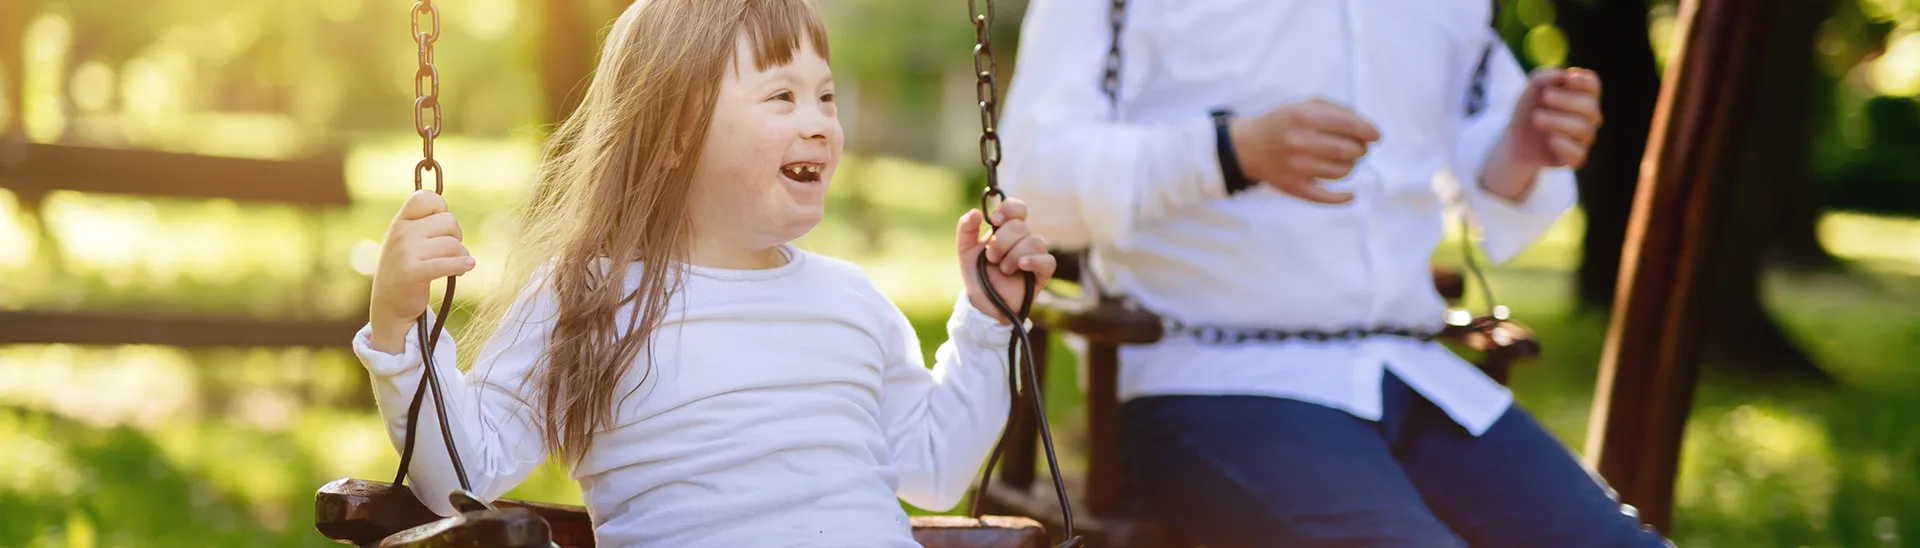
top-left (1117, 373), bottom-right (1672, 547)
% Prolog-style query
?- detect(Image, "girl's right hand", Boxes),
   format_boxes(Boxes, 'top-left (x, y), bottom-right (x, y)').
top-left (368, 190), bottom-right (475, 354)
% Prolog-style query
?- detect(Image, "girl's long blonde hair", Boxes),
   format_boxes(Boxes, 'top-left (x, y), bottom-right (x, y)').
top-left (458, 0), bottom-right (830, 465)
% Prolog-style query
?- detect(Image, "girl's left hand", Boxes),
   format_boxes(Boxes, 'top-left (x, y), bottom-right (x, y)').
top-left (956, 198), bottom-right (1057, 325)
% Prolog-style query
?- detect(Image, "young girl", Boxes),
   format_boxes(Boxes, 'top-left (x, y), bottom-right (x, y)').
top-left (354, 1), bottom-right (1055, 546)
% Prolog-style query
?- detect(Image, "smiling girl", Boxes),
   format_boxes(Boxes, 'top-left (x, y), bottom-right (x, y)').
top-left (353, 1), bottom-right (1054, 546)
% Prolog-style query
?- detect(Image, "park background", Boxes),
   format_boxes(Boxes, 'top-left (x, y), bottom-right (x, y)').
top-left (2, 0), bottom-right (1920, 546)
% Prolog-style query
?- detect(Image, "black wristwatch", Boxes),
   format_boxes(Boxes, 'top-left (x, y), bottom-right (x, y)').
top-left (1212, 108), bottom-right (1255, 195)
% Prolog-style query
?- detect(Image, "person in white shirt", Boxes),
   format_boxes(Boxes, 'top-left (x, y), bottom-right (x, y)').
top-left (1000, 0), bottom-right (1671, 546)
top-left (351, 1), bottom-right (1056, 546)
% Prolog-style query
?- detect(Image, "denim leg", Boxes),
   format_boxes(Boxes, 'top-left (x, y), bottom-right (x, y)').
top-left (1392, 398), bottom-right (1674, 548)
top-left (1119, 395), bottom-right (1465, 547)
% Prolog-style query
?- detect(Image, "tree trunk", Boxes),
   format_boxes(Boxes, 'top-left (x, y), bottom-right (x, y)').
top-left (1699, 0), bottom-right (1835, 382)
top-left (1555, 0), bottom-right (1662, 311)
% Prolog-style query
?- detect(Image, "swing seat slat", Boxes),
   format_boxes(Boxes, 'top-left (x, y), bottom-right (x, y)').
top-left (315, 478), bottom-right (1048, 548)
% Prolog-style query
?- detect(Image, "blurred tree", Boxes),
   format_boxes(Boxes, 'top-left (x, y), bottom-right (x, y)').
top-left (1550, 0), bottom-right (1663, 310)
top-left (1695, 0), bottom-right (1841, 381)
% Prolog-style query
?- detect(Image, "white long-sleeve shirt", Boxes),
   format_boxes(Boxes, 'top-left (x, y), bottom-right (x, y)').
top-left (352, 245), bottom-right (1014, 547)
top-left (999, 0), bottom-right (1578, 435)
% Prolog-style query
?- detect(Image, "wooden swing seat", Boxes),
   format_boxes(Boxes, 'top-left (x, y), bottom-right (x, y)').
top-left (315, 478), bottom-right (1048, 548)
top-left (976, 252), bottom-right (1541, 547)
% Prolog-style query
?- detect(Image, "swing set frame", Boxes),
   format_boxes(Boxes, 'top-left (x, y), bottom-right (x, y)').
top-left (307, 0), bottom-right (1772, 544)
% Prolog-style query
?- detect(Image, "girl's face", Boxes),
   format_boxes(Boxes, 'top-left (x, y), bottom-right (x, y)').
top-left (688, 32), bottom-right (842, 255)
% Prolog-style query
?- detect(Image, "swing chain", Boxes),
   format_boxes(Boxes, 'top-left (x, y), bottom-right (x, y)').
top-left (967, 0), bottom-right (1004, 218)
top-left (965, 0), bottom-right (1082, 545)
top-left (412, 0), bottom-right (444, 193)
top-left (391, 0), bottom-right (477, 503)
top-left (1101, 0), bottom-right (1125, 110)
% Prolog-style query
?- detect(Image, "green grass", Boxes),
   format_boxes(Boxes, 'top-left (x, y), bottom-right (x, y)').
top-left (3, 144), bottom-right (1920, 546)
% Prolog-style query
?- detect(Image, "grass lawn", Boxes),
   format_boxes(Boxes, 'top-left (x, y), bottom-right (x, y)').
top-left (2, 151), bottom-right (1918, 546)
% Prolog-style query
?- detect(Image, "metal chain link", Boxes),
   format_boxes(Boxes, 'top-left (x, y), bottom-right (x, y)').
top-left (968, 0), bottom-right (1004, 218)
top-left (964, 0), bottom-right (1081, 545)
top-left (392, 0), bottom-right (476, 500)
top-left (412, 0), bottom-right (444, 193)
top-left (1101, 0), bottom-right (1125, 110)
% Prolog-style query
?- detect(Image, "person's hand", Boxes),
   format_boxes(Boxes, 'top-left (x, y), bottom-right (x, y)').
top-left (955, 199), bottom-right (1056, 325)
top-left (1500, 67), bottom-right (1603, 169)
top-left (368, 190), bottom-right (475, 354)
top-left (1228, 98), bottom-right (1382, 204)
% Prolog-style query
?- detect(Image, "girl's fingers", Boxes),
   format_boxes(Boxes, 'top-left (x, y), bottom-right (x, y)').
top-left (1018, 253), bottom-right (1058, 280)
top-left (989, 199), bottom-right (1029, 226)
top-left (955, 209), bottom-right (985, 254)
top-left (414, 256), bottom-right (478, 281)
top-left (398, 189), bottom-right (450, 221)
top-left (986, 219), bottom-right (1031, 264)
top-left (414, 236), bottom-right (470, 260)
top-left (409, 212), bottom-right (465, 241)
top-left (1000, 234), bottom-right (1049, 276)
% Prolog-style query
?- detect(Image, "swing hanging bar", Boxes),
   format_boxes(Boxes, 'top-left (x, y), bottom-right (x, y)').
top-left (961, 0), bottom-right (1084, 545)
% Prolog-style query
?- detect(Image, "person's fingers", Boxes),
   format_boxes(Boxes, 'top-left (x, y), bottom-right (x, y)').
top-left (397, 189), bottom-right (449, 222)
top-left (998, 233), bottom-right (1048, 276)
top-left (1290, 155), bottom-right (1358, 182)
top-left (955, 209), bottom-right (985, 255)
top-left (1560, 67), bottom-right (1602, 96)
top-left (1288, 131), bottom-right (1368, 162)
top-left (1532, 110), bottom-right (1598, 144)
top-left (986, 218), bottom-right (1031, 265)
top-left (1549, 134), bottom-right (1588, 168)
top-left (406, 212), bottom-right (464, 241)
top-left (1540, 87), bottom-right (1603, 125)
top-left (1306, 101), bottom-right (1382, 143)
top-left (412, 256), bottom-right (478, 282)
top-left (1281, 181), bottom-right (1355, 205)
top-left (988, 198), bottom-right (1028, 226)
top-left (415, 236), bottom-right (470, 260)
top-left (1018, 253), bottom-right (1057, 284)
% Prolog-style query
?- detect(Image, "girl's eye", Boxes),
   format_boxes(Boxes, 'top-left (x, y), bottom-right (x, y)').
top-left (770, 91), bottom-right (794, 103)
top-left (820, 92), bottom-right (835, 103)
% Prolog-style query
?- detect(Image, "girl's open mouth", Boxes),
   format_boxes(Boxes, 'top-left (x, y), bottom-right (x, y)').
top-left (780, 162), bottom-right (822, 183)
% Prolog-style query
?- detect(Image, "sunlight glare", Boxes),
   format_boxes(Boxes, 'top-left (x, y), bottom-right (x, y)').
top-left (350, 239), bottom-right (382, 276)
top-left (1869, 31), bottom-right (1920, 97)
top-left (462, 0), bottom-right (518, 40)
top-left (119, 48), bottom-right (193, 148)
top-left (69, 60), bottom-right (115, 113)
top-left (24, 13), bottom-right (72, 143)
top-left (1523, 24), bottom-right (1568, 68)
top-left (0, 190), bottom-right (35, 269)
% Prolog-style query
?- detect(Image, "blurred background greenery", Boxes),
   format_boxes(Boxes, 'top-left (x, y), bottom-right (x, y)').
top-left (0, 0), bottom-right (1918, 546)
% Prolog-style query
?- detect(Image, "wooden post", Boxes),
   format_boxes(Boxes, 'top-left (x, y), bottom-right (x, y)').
top-left (1084, 344), bottom-right (1121, 516)
top-left (539, 0), bottom-right (596, 128)
top-left (1000, 324), bottom-right (1046, 491)
top-left (1582, 0), bottom-right (1775, 533)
